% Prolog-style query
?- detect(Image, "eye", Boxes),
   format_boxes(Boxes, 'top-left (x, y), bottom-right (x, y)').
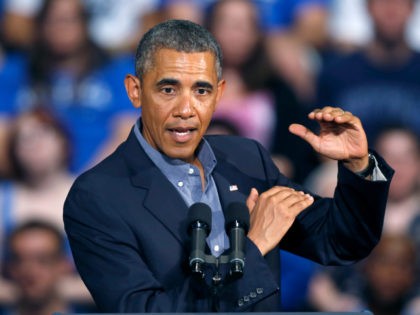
top-left (161, 87), bottom-right (175, 94)
top-left (196, 88), bottom-right (209, 95)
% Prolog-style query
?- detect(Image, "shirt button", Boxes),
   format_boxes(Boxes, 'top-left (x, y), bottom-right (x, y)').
top-left (188, 168), bottom-right (194, 174)
top-left (250, 292), bottom-right (257, 298)
top-left (214, 245), bottom-right (220, 252)
top-left (243, 295), bottom-right (250, 302)
top-left (256, 288), bottom-right (264, 294)
top-left (177, 181), bottom-right (184, 187)
top-left (237, 299), bottom-right (244, 307)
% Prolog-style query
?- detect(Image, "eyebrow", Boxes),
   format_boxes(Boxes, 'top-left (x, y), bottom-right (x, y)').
top-left (193, 81), bottom-right (214, 90)
top-left (156, 78), bottom-right (214, 91)
top-left (156, 78), bottom-right (179, 87)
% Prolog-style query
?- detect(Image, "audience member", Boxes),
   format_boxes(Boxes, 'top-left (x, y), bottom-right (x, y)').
top-left (1, 0), bottom-right (159, 53)
top-left (206, 0), bottom-right (277, 149)
top-left (263, 0), bottom-right (333, 106)
top-left (0, 108), bottom-right (91, 305)
top-left (317, 0), bottom-right (420, 142)
top-left (206, 0), bottom-right (315, 183)
top-left (374, 126), bottom-right (420, 235)
top-left (0, 40), bottom-right (28, 177)
top-left (0, 220), bottom-right (97, 315)
top-left (361, 234), bottom-right (419, 315)
top-left (16, 0), bottom-right (135, 173)
top-left (0, 108), bottom-right (74, 241)
top-left (328, 0), bottom-right (420, 51)
top-left (309, 234), bottom-right (419, 315)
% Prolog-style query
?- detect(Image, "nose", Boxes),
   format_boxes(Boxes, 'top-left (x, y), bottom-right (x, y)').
top-left (173, 92), bottom-right (195, 119)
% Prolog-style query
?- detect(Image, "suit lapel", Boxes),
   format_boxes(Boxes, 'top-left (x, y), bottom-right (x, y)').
top-left (122, 131), bottom-right (190, 245)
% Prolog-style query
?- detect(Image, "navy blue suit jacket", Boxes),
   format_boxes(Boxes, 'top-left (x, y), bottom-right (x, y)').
top-left (64, 131), bottom-right (393, 312)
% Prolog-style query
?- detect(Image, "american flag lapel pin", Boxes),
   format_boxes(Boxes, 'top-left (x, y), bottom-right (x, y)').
top-left (229, 185), bottom-right (238, 192)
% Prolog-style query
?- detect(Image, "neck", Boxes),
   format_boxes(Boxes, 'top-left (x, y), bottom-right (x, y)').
top-left (51, 48), bottom-right (90, 77)
top-left (23, 168), bottom-right (68, 190)
top-left (366, 38), bottom-right (412, 66)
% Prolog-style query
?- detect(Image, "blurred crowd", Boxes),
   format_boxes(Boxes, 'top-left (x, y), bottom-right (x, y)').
top-left (0, 0), bottom-right (419, 314)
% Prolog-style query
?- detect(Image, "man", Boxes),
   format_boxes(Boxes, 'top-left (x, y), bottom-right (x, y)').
top-left (64, 19), bottom-right (393, 312)
top-left (0, 220), bottom-right (94, 315)
top-left (317, 0), bottom-right (420, 141)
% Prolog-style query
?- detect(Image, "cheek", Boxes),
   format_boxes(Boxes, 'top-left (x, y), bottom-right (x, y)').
top-left (196, 105), bottom-right (216, 126)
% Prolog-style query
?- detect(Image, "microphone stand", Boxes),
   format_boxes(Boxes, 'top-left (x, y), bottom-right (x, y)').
top-left (211, 258), bottom-right (222, 312)
top-left (196, 252), bottom-right (242, 311)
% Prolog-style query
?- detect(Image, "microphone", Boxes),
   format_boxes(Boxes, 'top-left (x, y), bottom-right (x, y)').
top-left (225, 202), bottom-right (250, 279)
top-left (187, 202), bottom-right (212, 278)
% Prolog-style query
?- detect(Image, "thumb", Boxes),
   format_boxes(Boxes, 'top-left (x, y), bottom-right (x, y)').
top-left (289, 123), bottom-right (319, 149)
top-left (246, 188), bottom-right (259, 213)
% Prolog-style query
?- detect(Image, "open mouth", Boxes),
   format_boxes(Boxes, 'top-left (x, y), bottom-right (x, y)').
top-left (167, 127), bottom-right (197, 142)
top-left (169, 127), bottom-right (194, 134)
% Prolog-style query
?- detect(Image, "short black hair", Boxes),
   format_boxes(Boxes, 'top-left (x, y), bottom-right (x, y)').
top-left (135, 19), bottom-right (223, 81)
top-left (6, 220), bottom-right (66, 259)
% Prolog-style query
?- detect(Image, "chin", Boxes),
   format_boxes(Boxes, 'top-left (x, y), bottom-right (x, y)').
top-left (167, 149), bottom-right (195, 162)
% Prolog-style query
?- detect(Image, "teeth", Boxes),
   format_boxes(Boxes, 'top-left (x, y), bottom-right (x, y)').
top-left (171, 129), bottom-right (191, 136)
top-left (175, 131), bottom-right (189, 135)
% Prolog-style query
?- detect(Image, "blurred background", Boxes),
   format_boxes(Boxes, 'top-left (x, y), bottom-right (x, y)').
top-left (0, 0), bottom-right (419, 314)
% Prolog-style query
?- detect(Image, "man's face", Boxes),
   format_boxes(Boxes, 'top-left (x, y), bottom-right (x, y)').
top-left (8, 229), bottom-right (67, 304)
top-left (368, 0), bottom-right (413, 44)
top-left (128, 49), bottom-right (225, 163)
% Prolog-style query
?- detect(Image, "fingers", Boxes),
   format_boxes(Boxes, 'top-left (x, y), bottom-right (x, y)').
top-left (249, 186), bottom-right (314, 212)
top-left (283, 191), bottom-right (314, 211)
top-left (309, 106), bottom-right (355, 124)
top-left (246, 188), bottom-right (259, 213)
top-left (289, 123), bottom-right (319, 149)
top-left (259, 187), bottom-right (314, 216)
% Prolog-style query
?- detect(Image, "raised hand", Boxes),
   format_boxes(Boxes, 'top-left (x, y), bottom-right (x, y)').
top-left (288, 106), bottom-right (369, 173)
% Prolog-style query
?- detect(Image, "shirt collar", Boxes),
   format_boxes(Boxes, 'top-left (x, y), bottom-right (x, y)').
top-left (133, 118), bottom-right (217, 179)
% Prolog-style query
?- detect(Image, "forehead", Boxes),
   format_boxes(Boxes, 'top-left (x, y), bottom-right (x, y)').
top-left (12, 229), bottom-right (59, 252)
top-left (147, 48), bottom-right (218, 78)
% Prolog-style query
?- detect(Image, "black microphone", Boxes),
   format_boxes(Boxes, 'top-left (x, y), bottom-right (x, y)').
top-left (225, 202), bottom-right (250, 279)
top-left (187, 202), bottom-right (212, 278)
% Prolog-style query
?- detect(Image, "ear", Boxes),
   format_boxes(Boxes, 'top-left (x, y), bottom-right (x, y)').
top-left (58, 257), bottom-right (73, 275)
top-left (124, 74), bottom-right (142, 108)
top-left (214, 79), bottom-right (226, 111)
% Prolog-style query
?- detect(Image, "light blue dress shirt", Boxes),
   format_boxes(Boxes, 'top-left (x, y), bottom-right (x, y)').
top-left (134, 119), bottom-right (230, 257)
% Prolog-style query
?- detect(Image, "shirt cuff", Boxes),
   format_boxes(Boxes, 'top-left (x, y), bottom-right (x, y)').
top-left (368, 153), bottom-right (387, 182)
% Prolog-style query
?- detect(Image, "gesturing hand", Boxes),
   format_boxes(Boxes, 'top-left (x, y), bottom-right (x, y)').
top-left (289, 106), bottom-right (370, 173)
top-left (246, 187), bottom-right (314, 256)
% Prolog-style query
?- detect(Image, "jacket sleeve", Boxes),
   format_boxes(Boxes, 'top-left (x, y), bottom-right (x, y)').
top-left (285, 157), bottom-right (393, 265)
top-left (255, 141), bottom-right (394, 265)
